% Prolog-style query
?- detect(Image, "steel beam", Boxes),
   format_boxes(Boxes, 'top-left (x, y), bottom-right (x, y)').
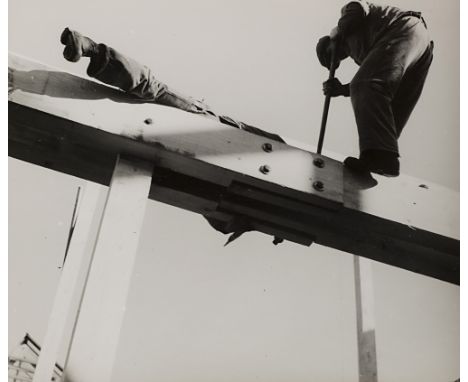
top-left (32, 184), bottom-right (102, 382)
top-left (8, 53), bottom-right (459, 284)
top-left (63, 156), bottom-right (153, 382)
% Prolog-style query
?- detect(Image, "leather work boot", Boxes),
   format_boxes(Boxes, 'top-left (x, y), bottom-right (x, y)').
top-left (344, 149), bottom-right (400, 177)
top-left (60, 27), bottom-right (99, 62)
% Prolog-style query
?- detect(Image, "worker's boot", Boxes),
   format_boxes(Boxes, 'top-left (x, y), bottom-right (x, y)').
top-left (344, 149), bottom-right (400, 177)
top-left (60, 27), bottom-right (99, 62)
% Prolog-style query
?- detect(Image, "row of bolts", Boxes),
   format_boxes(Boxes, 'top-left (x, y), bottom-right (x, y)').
top-left (143, 118), bottom-right (326, 193)
top-left (259, 143), bottom-right (326, 192)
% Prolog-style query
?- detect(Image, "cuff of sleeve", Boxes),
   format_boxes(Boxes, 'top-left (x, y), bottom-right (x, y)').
top-left (87, 44), bottom-right (111, 77)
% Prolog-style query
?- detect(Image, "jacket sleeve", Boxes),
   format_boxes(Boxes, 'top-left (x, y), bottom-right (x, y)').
top-left (337, 1), bottom-right (370, 35)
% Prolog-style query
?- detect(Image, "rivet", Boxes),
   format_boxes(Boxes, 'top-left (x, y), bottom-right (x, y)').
top-left (262, 143), bottom-right (273, 153)
top-left (273, 237), bottom-right (284, 245)
top-left (259, 165), bottom-right (271, 174)
top-left (313, 158), bottom-right (325, 168)
top-left (313, 181), bottom-right (324, 191)
top-left (144, 118), bottom-right (153, 125)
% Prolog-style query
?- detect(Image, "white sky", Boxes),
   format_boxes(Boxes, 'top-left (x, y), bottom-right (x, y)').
top-left (8, 1), bottom-right (460, 381)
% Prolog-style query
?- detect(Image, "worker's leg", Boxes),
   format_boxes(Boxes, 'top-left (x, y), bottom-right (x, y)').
top-left (60, 28), bottom-right (286, 149)
top-left (392, 41), bottom-right (434, 137)
top-left (60, 28), bottom-right (210, 114)
top-left (350, 17), bottom-right (430, 154)
top-left (346, 48), bottom-right (404, 176)
top-left (347, 17), bottom-right (431, 175)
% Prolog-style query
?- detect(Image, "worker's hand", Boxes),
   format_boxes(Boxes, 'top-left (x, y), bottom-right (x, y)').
top-left (316, 35), bottom-right (340, 70)
top-left (322, 78), bottom-right (348, 97)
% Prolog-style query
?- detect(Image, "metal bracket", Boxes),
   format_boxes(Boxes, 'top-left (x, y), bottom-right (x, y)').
top-left (308, 153), bottom-right (344, 207)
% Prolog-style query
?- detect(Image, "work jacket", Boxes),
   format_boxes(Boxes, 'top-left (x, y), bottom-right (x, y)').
top-left (337, 1), bottom-right (422, 65)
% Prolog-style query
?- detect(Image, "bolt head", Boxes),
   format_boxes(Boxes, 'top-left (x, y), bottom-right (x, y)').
top-left (273, 237), bottom-right (284, 245)
top-left (259, 165), bottom-right (271, 174)
top-left (313, 158), bottom-right (325, 168)
top-left (262, 143), bottom-right (273, 153)
top-left (313, 181), bottom-right (324, 191)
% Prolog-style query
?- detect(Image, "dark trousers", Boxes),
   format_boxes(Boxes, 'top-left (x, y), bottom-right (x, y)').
top-left (85, 44), bottom-right (285, 143)
top-left (350, 16), bottom-right (433, 155)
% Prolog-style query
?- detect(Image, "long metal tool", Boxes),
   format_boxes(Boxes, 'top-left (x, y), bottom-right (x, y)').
top-left (316, 42), bottom-right (337, 154)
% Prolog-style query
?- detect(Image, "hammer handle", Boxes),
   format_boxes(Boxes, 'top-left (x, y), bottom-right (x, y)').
top-left (316, 42), bottom-right (338, 155)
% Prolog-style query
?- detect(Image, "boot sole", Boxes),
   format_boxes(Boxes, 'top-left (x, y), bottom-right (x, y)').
top-left (344, 157), bottom-right (399, 177)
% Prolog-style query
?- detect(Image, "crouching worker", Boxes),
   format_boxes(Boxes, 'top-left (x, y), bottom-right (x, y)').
top-left (316, 1), bottom-right (433, 177)
top-left (60, 27), bottom-right (284, 143)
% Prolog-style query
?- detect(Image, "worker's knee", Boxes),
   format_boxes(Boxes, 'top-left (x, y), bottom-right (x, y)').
top-left (350, 79), bottom-right (391, 104)
top-left (350, 79), bottom-right (380, 95)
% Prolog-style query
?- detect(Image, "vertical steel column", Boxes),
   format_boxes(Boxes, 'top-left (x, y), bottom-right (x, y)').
top-left (32, 183), bottom-right (102, 382)
top-left (354, 256), bottom-right (378, 382)
top-left (63, 156), bottom-right (153, 382)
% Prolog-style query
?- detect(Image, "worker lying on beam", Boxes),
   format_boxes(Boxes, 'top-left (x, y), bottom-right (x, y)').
top-left (59, 27), bottom-right (284, 144)
top-left (316, 1), bottom-right (433, 177)
top-left (60, 28), bottom-right (276, 243)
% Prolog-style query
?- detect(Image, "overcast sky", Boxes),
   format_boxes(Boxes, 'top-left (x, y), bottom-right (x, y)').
top-left (9, 1), bottom-right (459, 381)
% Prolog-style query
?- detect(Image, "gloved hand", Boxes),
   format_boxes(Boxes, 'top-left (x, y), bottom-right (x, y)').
top-left (316, 35), bottom-right (340, 70)
top-left (322, 78), bottom-right (350, 97)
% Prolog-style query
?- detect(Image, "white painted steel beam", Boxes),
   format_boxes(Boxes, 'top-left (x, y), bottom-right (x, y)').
top-left (32, 184), bottom-right (102, 382)
top-left (354, 256), bottom-right (378, 382)
top-left (8, 53), bottom-right (459, 284)
top-left (63, 157), bottom-right (153, 382)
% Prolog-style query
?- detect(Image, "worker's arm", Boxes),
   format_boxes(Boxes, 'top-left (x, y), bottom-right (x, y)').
top-left (319, 1), bottom-right (368, 70)
top-left (317, 1), bottom-right (368, 70)
top-left (322, 78), bottom-right (350, 97)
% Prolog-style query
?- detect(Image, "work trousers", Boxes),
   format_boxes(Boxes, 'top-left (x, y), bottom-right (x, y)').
top-left (350, 16), bottom-right (433, 155)
top-left (85, 44), bottom-right (285, 143)
top-left (83, 42), bottom-right (284, 236)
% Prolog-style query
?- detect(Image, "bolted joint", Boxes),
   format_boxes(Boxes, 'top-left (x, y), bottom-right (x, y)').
top-left (313, 181), bottom-right (325, 192)
top-left (259, 165), bottom-right (271, 175)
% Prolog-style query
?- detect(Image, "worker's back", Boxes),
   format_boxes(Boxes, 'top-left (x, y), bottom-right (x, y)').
top-left (341, 1), bottom-right (409, 64)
